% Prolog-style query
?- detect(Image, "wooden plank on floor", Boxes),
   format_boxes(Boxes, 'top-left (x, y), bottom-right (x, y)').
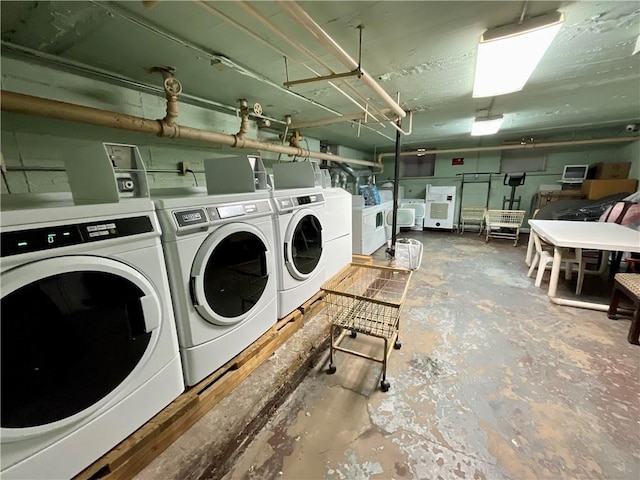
top-left (73, 308), bottom-right (310, 480)
top-left (352, 254), bottom-right (373, 264)
top-left (74, 393), bottom-right (199, 480)
top-left (299, 290), bottom-right (325, 315)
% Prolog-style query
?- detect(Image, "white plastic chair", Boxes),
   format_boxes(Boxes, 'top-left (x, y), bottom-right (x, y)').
top-left (527, 231), bottom-right (585, 294)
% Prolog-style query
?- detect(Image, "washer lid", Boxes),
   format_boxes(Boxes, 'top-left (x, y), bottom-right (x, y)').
top-left (191, 222), bottom-right (272, 326)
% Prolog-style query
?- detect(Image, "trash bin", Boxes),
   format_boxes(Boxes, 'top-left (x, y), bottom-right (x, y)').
top-left (395, 238), bottom-right (423, 270)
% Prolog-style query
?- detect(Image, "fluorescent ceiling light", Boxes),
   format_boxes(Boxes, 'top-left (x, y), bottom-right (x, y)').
top-left (471, 115), bottom-right (504, 136)
top-left (473, 11), bottom-right (565, 98)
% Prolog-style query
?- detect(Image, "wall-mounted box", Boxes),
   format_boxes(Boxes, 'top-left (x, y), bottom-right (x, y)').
top-left (581, 179), bottom-right (638, 200)
top-left (65, 142), bottom-right (149, 205)
top-left (589, 162), bottom-right (631, 179)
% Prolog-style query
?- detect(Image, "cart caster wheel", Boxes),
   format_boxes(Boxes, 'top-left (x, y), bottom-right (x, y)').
top-left (394, 341), bottom-right (402, 350)
top-left (350, 331), bottom-right (357, 338)
top-left (380, 380), bottom-right (390, 392)
top-left (327, 364), bottom-right (336, 375)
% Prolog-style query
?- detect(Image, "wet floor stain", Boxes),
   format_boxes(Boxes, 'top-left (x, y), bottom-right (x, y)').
top-left (221, 232), bottom-right (640, 480)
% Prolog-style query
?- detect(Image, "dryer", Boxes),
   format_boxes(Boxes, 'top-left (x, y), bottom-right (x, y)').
top-left (270, 187), bottom-right (326, 319)
top-left (322, 187), bottom-right (352, 281)
top-left (0, 196), bottom-right (183, 480)
top-left (425, 185), bottom-right (457, 230)
top-left (153, 190), bottom-right (277, 386)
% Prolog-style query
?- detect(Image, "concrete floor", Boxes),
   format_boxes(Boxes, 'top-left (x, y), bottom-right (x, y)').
top-left (217, 230), bottom-right (640, 480)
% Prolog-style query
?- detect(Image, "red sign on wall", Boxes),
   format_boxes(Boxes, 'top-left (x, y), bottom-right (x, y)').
top-left (452, 157), bottom-right (464, 165)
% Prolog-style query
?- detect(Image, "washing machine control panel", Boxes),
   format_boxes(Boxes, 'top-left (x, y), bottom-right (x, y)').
top-left (215, 204), bottom-right (245, 219)
top-left (274, 193), bottom-right (325, 212)
top-left (1, 215), bottom-right (154, 257)
top-left (207, 200), bottom-right (272, 221)
top-left (293, 193), bottom-right (324, 206)
top-left (174, 209), bottom-right (208, 228)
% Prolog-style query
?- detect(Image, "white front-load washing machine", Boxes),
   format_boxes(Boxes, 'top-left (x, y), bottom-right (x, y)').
top-left (153, 190), bottom-right (277, 386)
top-left (322, 187), bottom-right (352, 281)
top-left (270, 187), bottom-right (326, 319)
top-left (0, 196), bottom-right (183, 480)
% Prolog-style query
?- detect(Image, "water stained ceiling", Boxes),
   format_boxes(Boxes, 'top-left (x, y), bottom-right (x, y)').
top-left (1, 1), bottom-right (639, 152)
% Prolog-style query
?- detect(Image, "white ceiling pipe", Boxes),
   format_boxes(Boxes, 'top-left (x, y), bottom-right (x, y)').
top-left (205, 1), bottom-right (408, 141)
top-left (1, 90), bottom-right (380, 168)
top-left (293, 109), bottom-right (413, 137)
top-left (234, 1), bottom-right (385, 125)
top-left (196, 1), bottom-right (394, 142)
top-left (277, 1), bottom-right (406, 120)
top-left (296, 62), bottom-right (401, 133)
top-left (292, 109), bottom-right (393, 129)
top-left (376, 136), bottom-right (639, 163)
top-left (93, 1), bottom-right (347, 122)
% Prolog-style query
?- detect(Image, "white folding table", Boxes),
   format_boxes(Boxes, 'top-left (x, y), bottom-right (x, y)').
top-left (528, 220), bottom-right (640, 311)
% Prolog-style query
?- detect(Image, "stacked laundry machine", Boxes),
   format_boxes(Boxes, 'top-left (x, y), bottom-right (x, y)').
top-left (0, 193), bottom-right (184, 479)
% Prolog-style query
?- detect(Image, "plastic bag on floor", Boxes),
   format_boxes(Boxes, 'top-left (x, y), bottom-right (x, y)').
top-left (395, 238), bottom-right (423, 271)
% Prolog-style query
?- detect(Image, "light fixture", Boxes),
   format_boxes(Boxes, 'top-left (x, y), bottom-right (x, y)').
top-left (471, 115), bottom-right (504, 136)
top-left (472, 11), bottom-right (565, 98)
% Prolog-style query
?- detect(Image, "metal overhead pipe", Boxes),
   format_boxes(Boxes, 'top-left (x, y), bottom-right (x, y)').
top-left (150, 66), bottom-right (183, 137)
top-left (388, 121), bottom-right (403, 258)
top-left (376, 136), bottom-right (640, 163)
top-left (292, 110), bottom-right (393, 129)
top-left (1, 90), bottom-right (380, 168)
top-left (194, 1), bottom-right (395, 143)
top-left (332, 161), bottom-right (371, 180)
top-left (235, 98), bottom-right (251, 142)
top-left (2, 41), bottom-right (288, 126)
top-left (91, 0), bottom-right (350, 124)
top-left (277, 1), bottom-right (406, 120)
top-left (234, 1), bottom-right (386, 126)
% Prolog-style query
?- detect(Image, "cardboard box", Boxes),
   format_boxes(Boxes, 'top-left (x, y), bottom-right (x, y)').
top-left (581, 179), bottom-right (638, 200)
top-left (590, 162), bottom-right (631, 179)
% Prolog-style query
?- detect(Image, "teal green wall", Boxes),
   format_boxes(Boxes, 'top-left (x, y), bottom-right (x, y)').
top-left (2, 55), bottom-right (638, 212)
top-left (381, 141), bottom-right (639, 225)
top-left (0, 57), bottom-right (368, 195)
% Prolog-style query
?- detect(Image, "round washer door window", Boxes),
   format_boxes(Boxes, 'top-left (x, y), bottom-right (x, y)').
top-left (1, 256), bottom-right (160, 439)
top-left (191, 223), bottom-right (272, 326)
top-left (284, 209), bottom-right (323, 281)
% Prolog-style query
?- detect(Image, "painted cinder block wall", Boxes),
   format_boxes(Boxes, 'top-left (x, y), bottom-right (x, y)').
top-left (0, 57), bottom-right (370, 196)
top-left (1, 56), bottom-right (638, 214)
top-left (380, 140), bottom-right (639, 226)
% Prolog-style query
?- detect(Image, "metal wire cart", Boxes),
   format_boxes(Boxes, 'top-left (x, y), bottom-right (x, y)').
top-left (484, 209), bottom-right (526, 246)
top-left (321, 263), bottom-right (413, 392)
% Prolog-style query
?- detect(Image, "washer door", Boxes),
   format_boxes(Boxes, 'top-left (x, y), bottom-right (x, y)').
top-left (191, 223), bottom-right (272, 326)
top-left (1, 256), bottom-right (161, 440)
top-left (284, 209), bottom-right (323, 281)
